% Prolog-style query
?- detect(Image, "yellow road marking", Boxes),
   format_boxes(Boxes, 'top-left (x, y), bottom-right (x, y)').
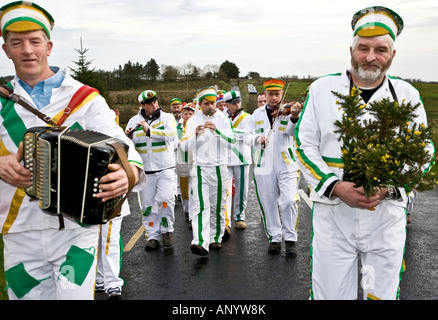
top-left (123, 225), bottom-right (145, 252)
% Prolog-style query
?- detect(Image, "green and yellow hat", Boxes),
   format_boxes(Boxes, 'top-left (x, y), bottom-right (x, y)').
top-left (351, 6), bottom-right (403, 40)
top-left (138, 90), bottom-right (158, 104)
top-left (196, 86), bottom-right (217, 103)
top-left (0, 1), bottom-right (54, 39)
top-left (263, 79), bottom-right (285, 91)
top-left (170, 98), bottom-right (182, 106)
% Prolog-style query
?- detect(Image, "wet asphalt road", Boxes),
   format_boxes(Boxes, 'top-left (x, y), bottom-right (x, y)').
top-left (95, 166), bottom-right (438, 303)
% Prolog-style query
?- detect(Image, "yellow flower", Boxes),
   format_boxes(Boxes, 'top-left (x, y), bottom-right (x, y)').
top-left (381, 153), bottom-right (390, 162)
top-left (414, 130), bottom-right (421, 136)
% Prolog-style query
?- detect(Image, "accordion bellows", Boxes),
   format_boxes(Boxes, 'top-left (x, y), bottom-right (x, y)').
top-left (24, 127), bottom-right (130, 224)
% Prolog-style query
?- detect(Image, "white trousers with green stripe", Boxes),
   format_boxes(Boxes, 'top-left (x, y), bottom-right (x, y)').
top-left (191, 165), bottom-right (228, 251)
top-left (226, 165), bottom-right (250, 223)
top-left (254, 168), bottom-right (300, 243)
top-left (310, 201), bottom-right (406, 300)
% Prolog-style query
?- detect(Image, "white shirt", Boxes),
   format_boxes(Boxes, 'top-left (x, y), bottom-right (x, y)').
top-left (126, 110), bottom-right (177, 172)
top-left (181, 110), bottom-right (235, 167)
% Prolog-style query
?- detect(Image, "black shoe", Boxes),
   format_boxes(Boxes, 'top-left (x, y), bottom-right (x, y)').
top-left (209, 242), bottom-right (222, 251)
top-left (162, 232), bottom-right (173, 247)
top-left (268, 242), bottom-right (281, 254)
top-left (145, 239), bottom-right (160, 251)
top-left (222, 225), bottom-right (231, 241)
top-left (285, 241), bottom-right (297, 257)
top-left (191, 244), bottom-right (208, 256)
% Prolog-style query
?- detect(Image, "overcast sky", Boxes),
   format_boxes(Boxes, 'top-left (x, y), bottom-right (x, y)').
top-left (1, 0), bottom-right (437, 81)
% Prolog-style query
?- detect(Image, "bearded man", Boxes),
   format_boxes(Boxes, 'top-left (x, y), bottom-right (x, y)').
top-left (294, 6), bottom-right (435, 300)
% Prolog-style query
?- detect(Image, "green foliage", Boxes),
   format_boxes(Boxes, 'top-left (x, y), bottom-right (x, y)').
top-left (219, 60), bottom-right (240, 79)
top-left (144, 59), bottom-right (160, 82)
top-left (333, 86), bottom-right (437, 197)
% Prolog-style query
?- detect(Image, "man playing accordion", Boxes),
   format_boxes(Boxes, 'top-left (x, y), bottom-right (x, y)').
top-left (0, 1), bottom-right (146, 300)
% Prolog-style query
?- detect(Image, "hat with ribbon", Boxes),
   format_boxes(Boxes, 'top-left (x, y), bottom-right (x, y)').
top-left (196, 86), bottom-right (217, 103)
top-left (170, 98), bottom-right (182, 106)
top-left (351, 6), bottom-right (403, 40)
top-left (0, 1), bottom-right (54, 39)
top-left (182, 103), bottom-right (195, 113)
top-left (263, 79), bottom-right (285, 91)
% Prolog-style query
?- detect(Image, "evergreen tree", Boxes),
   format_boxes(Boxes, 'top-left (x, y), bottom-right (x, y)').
top-left (219, 60), bottom-right (240, 79)
top-left (69, 37), bottom-right (106, 96)
top-left (144, 58), bottom-right (160, 82)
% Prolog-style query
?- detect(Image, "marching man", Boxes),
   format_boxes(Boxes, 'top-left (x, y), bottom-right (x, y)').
top-left (180, 86), bottom-right (235, 255)
top-left (294, 6), bottom-right (435, 299)
top-left (248, 79), bottom-right (302, 256)
top-left (126, 90), bottom-right (177, 250)
top-left (0, 1), bottom-right (145, 299)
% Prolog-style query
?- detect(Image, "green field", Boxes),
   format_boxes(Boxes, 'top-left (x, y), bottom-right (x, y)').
top-left (0, 79), bottom-right (437, 300)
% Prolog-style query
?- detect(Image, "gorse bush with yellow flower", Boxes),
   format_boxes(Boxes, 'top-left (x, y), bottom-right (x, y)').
top-left (333, 87), bottom-right (436, 198)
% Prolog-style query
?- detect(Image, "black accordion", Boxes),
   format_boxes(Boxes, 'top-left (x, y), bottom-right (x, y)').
top-left (23, 126), bottom-right (132, 224)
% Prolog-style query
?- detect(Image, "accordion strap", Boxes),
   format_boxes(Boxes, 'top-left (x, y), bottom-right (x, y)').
top-left (0, 84), bottom-right (57, 126)
top-left (106, 141), bottom-right (136, 221)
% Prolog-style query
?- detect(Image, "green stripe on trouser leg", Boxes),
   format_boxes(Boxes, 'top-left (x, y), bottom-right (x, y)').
top-left (59, 245), bottom-right (95, 287)
top-left (196, 166), bottom-right (205, 246)
top-left (5, 263), bottom-right (43, 299)
top-left (214, 166), bottom-right (223, 242)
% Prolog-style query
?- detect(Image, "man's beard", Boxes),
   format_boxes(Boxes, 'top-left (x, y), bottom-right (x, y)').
top-left (351, 57), bottom-right (393, 85)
